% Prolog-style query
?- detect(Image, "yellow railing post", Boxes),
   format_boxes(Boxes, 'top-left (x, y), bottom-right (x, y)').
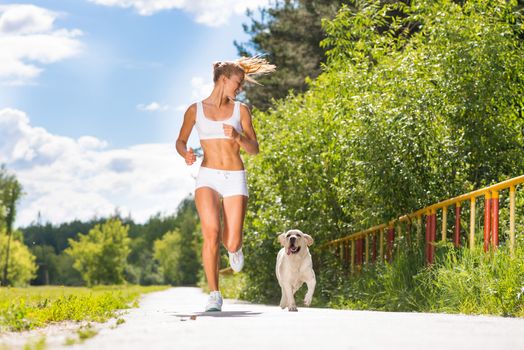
top-left (442, 206), bottom-right (448, 242)
top-left (510, 185), bottom-right (515, 257)
top-left (470, 197), bottom-right (476, 248)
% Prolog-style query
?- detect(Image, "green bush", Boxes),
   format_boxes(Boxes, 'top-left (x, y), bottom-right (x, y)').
top-left (65, 219), bottom-right (131, 286)
top-left (239, 0), bottom-right (524, 310)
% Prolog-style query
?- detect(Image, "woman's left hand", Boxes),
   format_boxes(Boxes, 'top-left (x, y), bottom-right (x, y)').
top-left (223, 124), bottom-right (240, 141)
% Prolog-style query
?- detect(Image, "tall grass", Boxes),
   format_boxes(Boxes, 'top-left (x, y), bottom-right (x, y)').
top-left (317, 233), bottom-right (524, 317)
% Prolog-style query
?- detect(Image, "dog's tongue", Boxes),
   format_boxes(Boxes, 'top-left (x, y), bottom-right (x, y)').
top-left (286, 247), bottom-right (292, 255)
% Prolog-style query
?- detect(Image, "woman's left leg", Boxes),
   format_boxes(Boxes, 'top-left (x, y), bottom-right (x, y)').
top-left (222, 195), bottom-right (248, 253)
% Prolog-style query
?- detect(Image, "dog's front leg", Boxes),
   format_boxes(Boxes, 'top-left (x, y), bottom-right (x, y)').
top-left (279, 287), bottom-right (287, 309)
top-left (283, 285), bottom-right (297, 312)
top-left (304, 277), bottom-right (316, 307)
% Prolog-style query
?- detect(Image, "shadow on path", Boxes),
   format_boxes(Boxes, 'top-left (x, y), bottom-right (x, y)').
top-left (171, 311), bottom-right (262, 318)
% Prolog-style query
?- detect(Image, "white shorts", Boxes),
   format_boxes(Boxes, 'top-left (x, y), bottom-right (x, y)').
top-left (195, 166), bottom-right (249, 198)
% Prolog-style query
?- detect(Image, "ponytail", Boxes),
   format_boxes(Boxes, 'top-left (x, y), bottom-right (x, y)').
top-left (213, 56), bottom-right (276, 85)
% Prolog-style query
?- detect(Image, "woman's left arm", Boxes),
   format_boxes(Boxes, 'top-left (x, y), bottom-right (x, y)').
top-left (237, 104), bottom-right (259, 155)
top-left (224, 104), bottom-right (259, 155)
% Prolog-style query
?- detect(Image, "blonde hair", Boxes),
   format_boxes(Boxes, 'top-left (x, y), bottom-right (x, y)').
top-left (213, 56), bottom-right (276, 85)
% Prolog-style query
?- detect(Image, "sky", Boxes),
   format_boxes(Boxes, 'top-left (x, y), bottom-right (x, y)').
top-left (0, 0), bottom-right (270, 228)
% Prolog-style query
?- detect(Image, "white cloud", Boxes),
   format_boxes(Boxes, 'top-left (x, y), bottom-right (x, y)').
top-left (88, 0), bottom-right (269, 26)
top-left (169, 76), bottom-right (213, 113)
top-left (0, 5), bottom-right (83, 85)
top-left (137, 102), bottom-right (171, 112)
top-left (190, 76), bottom-right (213, 101)
top-left (0, 108), bottom-right (199, 227)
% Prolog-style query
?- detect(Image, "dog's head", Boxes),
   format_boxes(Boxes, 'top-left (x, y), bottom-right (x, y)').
top-left (278, 229), bottom-right (314, 255)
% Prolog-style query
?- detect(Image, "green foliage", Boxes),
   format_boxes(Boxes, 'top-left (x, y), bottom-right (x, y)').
top-left (20, 196), bottom-right (201, 287)
top-left (320, 234), bottom-right (524, 317)
top-left (129, 197), bottom-right (201, 286)
top-left (30, 246), bottom-right (83, 286)
top-left (415, 239), bottom-right (524, 317)
top-left (236, 0), bottom-right (349, 110)
top-left (0, 285), bottom-right (168, 332)
top-left (0, 165), bottom-right (24, 286)
top-left (0, 165), bottom-right (23, 234)
top-left (153, 228), bottom-right (199, 285)
top-left (23, 218), bottom-right (111, 254)
top-left (239, 0), bottom-right (524, 306)
top-left (65, 219), bottom-right (131, 286)
top-left (0, 230), bottom-right (37, 286)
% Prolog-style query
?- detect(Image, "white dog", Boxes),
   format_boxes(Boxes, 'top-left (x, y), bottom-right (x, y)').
top-left (276, 229), bottom-right (316, 312)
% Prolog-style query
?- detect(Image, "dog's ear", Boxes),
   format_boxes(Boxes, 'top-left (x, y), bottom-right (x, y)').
top-left (278, 232), bottom-right (287, 246)
top-left (303, 234), bottom-right (314, 246)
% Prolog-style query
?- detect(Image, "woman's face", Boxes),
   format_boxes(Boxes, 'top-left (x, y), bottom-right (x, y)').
top-left (223, 74), bottom-right (244, 100)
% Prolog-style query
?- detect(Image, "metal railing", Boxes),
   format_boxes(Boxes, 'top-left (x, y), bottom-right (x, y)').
top-left (320, 175), bottom-right (524, 272)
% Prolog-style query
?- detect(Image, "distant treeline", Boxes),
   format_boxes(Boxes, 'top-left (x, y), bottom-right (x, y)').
top-left (21, 197), bottom-right (201, 286)
top-left (0, 168), bottom-right (203, 287)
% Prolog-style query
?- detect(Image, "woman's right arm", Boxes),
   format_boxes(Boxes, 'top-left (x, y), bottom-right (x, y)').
top-left (176, 103), bottom-right (197, 165)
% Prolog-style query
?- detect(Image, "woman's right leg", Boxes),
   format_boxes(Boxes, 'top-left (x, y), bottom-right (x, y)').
top-left (195, 187), bottom-right (221, 291)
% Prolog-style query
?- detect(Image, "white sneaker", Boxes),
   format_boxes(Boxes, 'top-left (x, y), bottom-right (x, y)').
top-left (205, 291), bottom-right (223, 312)
top-left (228, 247), bottom-right (244, 272)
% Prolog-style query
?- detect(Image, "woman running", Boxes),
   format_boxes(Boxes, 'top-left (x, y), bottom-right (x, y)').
top-left (176, 56), bottom-right (275, 311)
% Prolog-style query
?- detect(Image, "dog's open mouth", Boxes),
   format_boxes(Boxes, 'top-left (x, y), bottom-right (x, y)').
top-left (287, 246), bottom-right (301, 255)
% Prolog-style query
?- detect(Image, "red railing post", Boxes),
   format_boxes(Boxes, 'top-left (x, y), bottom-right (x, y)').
top-left (454, 203), bottom-right (461, 247)
top-left (356, 239), bottom-right (360, 266)
top-left (360, 238), bottom-right (365, 265)
top-left (484, 193), bottom-right (491, 252)
top-left (361, 238), bottom-right (364, 265)
top-left (491, 191), bottom-right (499, 249)
top-left (361, 238), bottom-right (365, 264)
top-left (387, 225), bottom-right (395, 262)
top-left (355, 239), bottom-right (361, 267)
top-left (406, 220), bottom-right (412, 246)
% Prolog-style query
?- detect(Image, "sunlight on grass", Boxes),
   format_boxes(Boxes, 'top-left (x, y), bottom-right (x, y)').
top-left (0, 285), bottom-right (169, 332)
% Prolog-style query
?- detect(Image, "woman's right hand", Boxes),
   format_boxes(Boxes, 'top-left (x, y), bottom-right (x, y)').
top-left (185, 148), bottom-right (196, 165)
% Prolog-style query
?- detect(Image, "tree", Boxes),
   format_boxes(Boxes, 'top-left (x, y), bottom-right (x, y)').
top-left (0, 165), bottom-right (23, 286)
top-left (235, 0), bottom-right (421, 111)
top-left (236, 0), bottom-right (347, 111)
top-left (153, 199), bottom-right (200, 285)
top-left (153, 230), bottom-right (183, 285)
top-left (0, 229), bottom-right (37, 286)
top-left (30, 244), bottom-right (56, 285)
top-left (65, 219), bottom-right (131, 286)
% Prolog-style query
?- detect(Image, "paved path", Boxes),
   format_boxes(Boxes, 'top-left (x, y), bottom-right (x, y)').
top-left (66, 287), bottom-right (524, 350)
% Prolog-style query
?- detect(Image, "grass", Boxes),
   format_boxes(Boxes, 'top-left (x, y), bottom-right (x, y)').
top-left (317, 234), bottom-right (524, 317)
top-left (23, 337), bottom-right (46, 350)
top-left (64, 323), bottom-right (99, 346)
top-left (0, 285), bottom-right (169, 332)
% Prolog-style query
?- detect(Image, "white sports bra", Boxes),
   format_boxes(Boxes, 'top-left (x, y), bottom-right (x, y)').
top-left (195, 101), bottom-right (243, 140)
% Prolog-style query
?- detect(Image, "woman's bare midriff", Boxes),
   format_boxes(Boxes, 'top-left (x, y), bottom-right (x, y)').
top-left (200, 139), bottom-right (244, 170)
